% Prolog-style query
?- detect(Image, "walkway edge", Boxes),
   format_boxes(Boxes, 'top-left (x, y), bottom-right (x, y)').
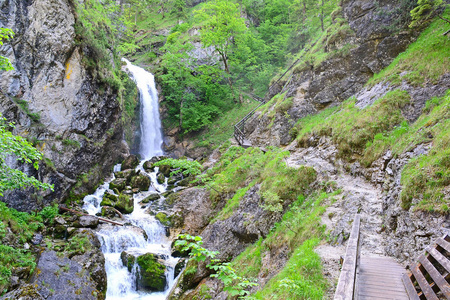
top-left (334, 214), bottom-right (361, 300)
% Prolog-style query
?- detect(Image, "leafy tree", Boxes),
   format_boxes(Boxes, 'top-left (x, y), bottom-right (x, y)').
top-left (195, 0), bottom-right (248, 97)
top-left (410, 0), bottom-right (450, 28)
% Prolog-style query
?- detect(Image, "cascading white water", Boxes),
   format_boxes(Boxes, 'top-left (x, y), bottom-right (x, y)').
top-left (122, 58), bottom-right (163, 159)
top-left (82, 60), bottom-right (179, 299)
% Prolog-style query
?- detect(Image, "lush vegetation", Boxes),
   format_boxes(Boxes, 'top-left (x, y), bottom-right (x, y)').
top-left (231, 190), bottom-right (340, 299)
top-left (0, 202), bottom-right (59, 293)
top-left (196, 146), bottom-right (316, 220)
top-left (117, 0), bottom-right (341, 136)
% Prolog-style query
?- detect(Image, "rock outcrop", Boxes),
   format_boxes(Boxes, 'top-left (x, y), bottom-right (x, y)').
top-left (246, 0), bottom-right (416, 147)
top-left (0, 0), bottom-right (128, 211)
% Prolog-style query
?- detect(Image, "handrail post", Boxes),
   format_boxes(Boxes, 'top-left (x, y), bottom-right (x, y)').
top-left (334, 214), bottom-right (361, 300)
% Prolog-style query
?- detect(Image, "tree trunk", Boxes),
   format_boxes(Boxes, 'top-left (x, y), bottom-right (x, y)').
top-left (219, 51), bottom-right (236, 103)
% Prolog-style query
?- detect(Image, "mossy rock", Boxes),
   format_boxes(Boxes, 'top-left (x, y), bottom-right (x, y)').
top-left (157, 173), bottom-right (165, 184)
top-left (165, 193), bottom-right (179, 206)
top-left (114, 193), bottom-right (134, 214)
top-left (155, 212), bottom-right (170, 226)
top-left (130, 174), bottom-right (151, 191)
top-left (142, 193), bottom-right (160, 203)
top-left (120, 251), bottom-right (136, 272)
top-left (101, 206), bottom-right (117, 218)
top-left (109, 178), bottom-right (127, 192)
top-left (158, 164), bottom-right (171, 177)
top-left (101, 192), bottom-right (118, 206)
top-left (177, 176), bottom-right (192, 187)
top-left (136, 253), bottom-right (167, 291)
top-left (143, 160), bottom-right (155, 172)
top-left (121, 155), bottom-right (139, 170)
top-left (167, 174), bottom-right (182, 185)
top-left (114, 169), bottom-right (136, 183)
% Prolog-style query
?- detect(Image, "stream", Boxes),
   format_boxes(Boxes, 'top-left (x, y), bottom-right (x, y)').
top-left (82, 59), bottom-right (178, 299)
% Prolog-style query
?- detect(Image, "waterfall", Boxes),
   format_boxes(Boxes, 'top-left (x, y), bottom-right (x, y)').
top-left (122, 58), bottom-right (163, 159)
top-left (82, 60), bottom-right (179, 299)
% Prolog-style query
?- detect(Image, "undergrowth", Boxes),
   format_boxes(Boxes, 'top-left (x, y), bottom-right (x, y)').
top-left (231, 190), bottom-right (341, 299)
top-left (201, 146), bottom-right (317, 221)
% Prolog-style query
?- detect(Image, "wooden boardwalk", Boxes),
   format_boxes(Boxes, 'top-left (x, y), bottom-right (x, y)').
top-left (357, 256), bottom-right (408, 299)
top-left (334, 215), bottom-right (409, 300)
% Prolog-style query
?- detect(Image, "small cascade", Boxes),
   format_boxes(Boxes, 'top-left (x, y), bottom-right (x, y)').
top-left (82, 60), bottom-right (179, 299)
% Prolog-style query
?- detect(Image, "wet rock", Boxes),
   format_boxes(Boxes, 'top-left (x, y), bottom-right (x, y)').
top-left (120, 251), bottom-right (137, 272)
top-left (174, 258), bottom-right (187, 278)
top-left (122, 155), bottom-right (139, 170)
top-left (78, 215), bottom-right (99, 229)
top-left (157, 173), bottom-right (165, 184)
top-left (114, 169), bottom-right (136, 182)
top-left (155, 212), bottom-right (170, 226)
top-left (110, 178), bottom-right (127, 192)
top-left (158, 164), bottom-right (171, 177)
top-left (101, 191), bottom-right (118, 206)
top-left (101, 206), bottom-right (118, 218)
top-left (143, 160), bottom-right (155, 172)
top-left (114, 193), bottom-right (134, 214)
top-left (136, 253), bottom-right (167, 291)
top-left (130, 174), bottom-right (151, 191)
top-left (142, 193), bottom-right (160, 203)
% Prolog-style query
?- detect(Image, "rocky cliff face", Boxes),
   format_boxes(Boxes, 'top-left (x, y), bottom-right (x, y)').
top-left (0, 0), bottom-right (128, 211)
top-left (246, 0), bottom-right (416, 146)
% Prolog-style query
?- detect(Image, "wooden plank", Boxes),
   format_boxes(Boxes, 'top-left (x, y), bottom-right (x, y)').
top-left (411, 265), bottom-right (438, 300)
top-left (428, 247), bottom-right (450, 274)
top-left (436, 238), bottom-right (450, 253)
top-left (402, 273), bottom-right (421, 300)
top-left (334, 214), bottom-right (361, 300)
top-left (418, 255), bottom-right (450, 299)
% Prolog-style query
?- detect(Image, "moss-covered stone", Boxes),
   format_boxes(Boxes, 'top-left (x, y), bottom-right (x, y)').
top-left (158, 164), bottom-right (171, 177)
top-left (130, 174), bottom-right (150, 191)
top-left (101, 192), bottom-right (118, 206)
top-left (109, 178), bottom-right (127, 192)
top-left (114, 193), bottom-right (134, 214)
top-left (120, 251), bottom-right (136, 272)
top-left (142, 193), bottom-right (160, 203)
top-left (155, 212), bottom-right (170, 226)
top-left (157, 173), bottom-right (165, 184)
top-left (136, 253), bottom-right (166, 291)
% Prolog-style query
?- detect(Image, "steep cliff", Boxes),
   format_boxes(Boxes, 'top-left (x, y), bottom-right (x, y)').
top-left (0, 0), bottom-right (131, 211)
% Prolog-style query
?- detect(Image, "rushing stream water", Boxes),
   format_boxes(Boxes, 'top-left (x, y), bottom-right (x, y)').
top-left (83, 60), bottom-right (177, 299)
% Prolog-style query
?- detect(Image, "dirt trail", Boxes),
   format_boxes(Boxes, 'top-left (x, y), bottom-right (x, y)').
top-left (285, 138), bottom-right (388, 297)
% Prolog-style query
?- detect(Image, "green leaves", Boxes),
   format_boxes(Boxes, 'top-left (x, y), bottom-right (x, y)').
top-left (154, 158), bottom-right (202, 176)
top-left (0, 28), bottom-right (14, 71)
top-left (0, 115), bottom-right (53, 196)
top-left (175, 234), bottom-right (258, 298)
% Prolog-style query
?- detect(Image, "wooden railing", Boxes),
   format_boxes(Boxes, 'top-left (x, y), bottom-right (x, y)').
top-left (334, 214), bottom-right (361, 300)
